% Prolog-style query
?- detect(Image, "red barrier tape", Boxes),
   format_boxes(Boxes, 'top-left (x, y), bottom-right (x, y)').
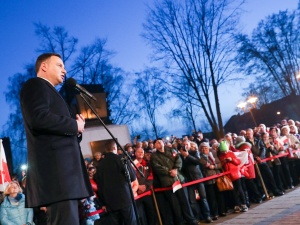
top-left (87, 149), bottom-right (300, 217)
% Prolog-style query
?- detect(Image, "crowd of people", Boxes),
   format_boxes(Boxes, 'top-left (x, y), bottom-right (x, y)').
top-left (78, 118), bottom-right (300, 225)
top-left (1, 118), bottom-right (300, 225)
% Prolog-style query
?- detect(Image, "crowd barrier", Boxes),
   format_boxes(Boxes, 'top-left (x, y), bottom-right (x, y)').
top-left (87, 148), bottom-right (300, 218)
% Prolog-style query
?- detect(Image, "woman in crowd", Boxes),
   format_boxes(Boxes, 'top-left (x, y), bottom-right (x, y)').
top-left (269, 127), bottom-right (294, 190)
top-left (0, 181), bottom-right (34, 225)
top-left (199, 142), bottom-right (226, 220)
top-left (218, 140), bottom-right (248, 213)
top-left (261, 131), bottom-right (285, 193)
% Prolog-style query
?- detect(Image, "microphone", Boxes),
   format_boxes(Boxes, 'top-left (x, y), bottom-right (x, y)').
top-left (66, 78), bottom-right (97, 101)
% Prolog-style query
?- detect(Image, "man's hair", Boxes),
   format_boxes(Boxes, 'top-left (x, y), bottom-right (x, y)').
top-left (35, 53), bottom-right (61, 74)
top-left (104, 140), bottom-right (116, 152)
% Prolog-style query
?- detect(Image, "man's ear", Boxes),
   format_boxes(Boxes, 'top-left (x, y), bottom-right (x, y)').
top-left (40, 61), bottom-right (48, 72)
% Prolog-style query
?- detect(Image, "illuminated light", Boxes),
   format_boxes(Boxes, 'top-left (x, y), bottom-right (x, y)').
top-left (237, 102), bottom-right (247, 109)
top-left (297, 73), bottom-right (300, 80)
top-left (247, 96), bottom-right (258, 104)
top-left (21, 164), bottom-right (27, 171)
top-left (165, 136), bottom-right (170, 141)
top-left (277, 111), bottom-right (281, 115)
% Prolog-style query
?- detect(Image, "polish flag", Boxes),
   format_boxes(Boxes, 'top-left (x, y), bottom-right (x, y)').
top-left (172, 180), bottom-right (182, 193)
top-left (0, 139), bottom-right (11, 192)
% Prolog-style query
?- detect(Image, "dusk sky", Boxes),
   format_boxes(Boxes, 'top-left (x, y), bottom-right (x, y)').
top-left (0, 0), bottom-right (298, 135)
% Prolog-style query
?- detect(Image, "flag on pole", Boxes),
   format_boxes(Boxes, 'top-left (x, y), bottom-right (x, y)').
top-left (0, 139), bottom-right (11, 192)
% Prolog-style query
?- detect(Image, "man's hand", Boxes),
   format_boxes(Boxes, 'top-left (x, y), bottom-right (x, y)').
top-left (169, 169), bottom-right (178, 177)
top-left (180, 148), bottom-right (189, 157)
top-left (138, 185), bottom-right (146, 194)
top-left (76, 114), bottom-right (85, 133)
top-left (102, 206), bottom-right (107, 212)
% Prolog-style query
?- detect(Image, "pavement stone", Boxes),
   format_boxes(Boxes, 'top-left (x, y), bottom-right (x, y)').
top-left (212, 186), bottom-right (300, 225)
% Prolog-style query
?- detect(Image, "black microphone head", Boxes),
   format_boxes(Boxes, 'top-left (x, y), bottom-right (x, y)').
top-left (66, 78), bottom-right (77, 87)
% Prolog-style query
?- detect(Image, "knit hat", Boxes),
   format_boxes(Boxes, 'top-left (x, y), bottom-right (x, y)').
top-left (219, 140), bottom-right (229, 152)
top-left (235, 136), bottom-right (251, 149)
top-left (199, 142), bottom-right (210, 148)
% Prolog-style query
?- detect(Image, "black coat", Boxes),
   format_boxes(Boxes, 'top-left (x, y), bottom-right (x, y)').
top-left (180, 150), bottom-right (204, 181)
top-left (95, 152), bottom-right (136, 211)
top-left (20, 77), bottom-right (93, 207)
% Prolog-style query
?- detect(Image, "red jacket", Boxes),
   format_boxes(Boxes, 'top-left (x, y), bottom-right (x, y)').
top-left (236, 143), bottom-right (256, 179)
top-left (219, 151), bottom-right (241, 181)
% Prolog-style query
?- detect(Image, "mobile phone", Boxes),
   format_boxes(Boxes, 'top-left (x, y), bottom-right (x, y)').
top-left (136, 135), bottom-right (141, 139)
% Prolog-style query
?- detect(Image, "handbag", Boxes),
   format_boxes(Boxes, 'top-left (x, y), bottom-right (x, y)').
top-left (216, 175), bottom-right (233, 191)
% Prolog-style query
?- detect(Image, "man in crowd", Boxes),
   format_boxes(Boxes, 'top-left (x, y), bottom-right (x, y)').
top-left (150, 139), bottom-right (199, 225)
top-left (134, 147), bottom-right (158, 225)
top-left (95, 140), bottom-right (138, 225)
top-left (20, 53), bottom-right (93, 225)
top-left (180, 139), bottom-right (212, 223)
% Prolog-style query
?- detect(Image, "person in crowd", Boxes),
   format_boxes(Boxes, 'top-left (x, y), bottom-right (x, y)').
top-left (91, 152), bottom-right (102, 167)
top-left (218, 140), bottom-right (248, 213)
top-left (134, 147), bottom-right (158, 225)
top-left (95, 140), bottom-right (138, 225)
top-left (288, 119), bottom-right (295, 126)
top-left (258, 124), bottom-right (267, 136)
top-left (87, 164), bottom-right (98, 198)
top-left (289, 125), bottom-right (300, 140)
top-left (224, 133), bottom-right (236, 151)
top-left (125, 143), bottom-right (136, 159)
top-left (281, 126), bottom-right (300, 187)
top-left (0, 181), bottom-right (34, 225)
top-left (269, 127), bottom-right (294, 190)
top-left (146, 140), bottom-right (155, 153)
top-left (195, 131), bottom-right (204, 146)
top-left (261, 131), bottom-right (285, 193)
top-left (20, 53), bottom-right (93, 225)
top-left (150, 139), bottom-right (200, 225)
top-left (199, 142), bottom-right (226, 220)
top-left (239, 130), bottom-right (247, 138)
top-left (232, 133), bottom-right (238, 145)
top-left (179, 140), bottom-right (213, 223)
top-left (246, 128), bottom-right (284, 197)
top-left (234, 136), bottom-right (263, 205)
top-left (84, 158), bottom-right (92, 168)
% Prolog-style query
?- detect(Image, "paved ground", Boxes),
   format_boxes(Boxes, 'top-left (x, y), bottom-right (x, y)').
top-left (212, 186), bottom-right (300, 224)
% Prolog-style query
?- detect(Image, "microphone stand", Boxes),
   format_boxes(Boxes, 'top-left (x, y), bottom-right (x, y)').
top-left (78, 93), bottom-right (143, 225)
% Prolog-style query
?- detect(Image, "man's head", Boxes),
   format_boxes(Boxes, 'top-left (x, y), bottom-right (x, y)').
top-left (135, 147), bottom-right (144, 160)
top-left (182, 139), bottom-right (191, 151)
top-left (246, 128), bottom-right (254, 139)
top-left (154, 139), bottom-right (164, 152)
top-left (35, 53), bottom-right (66, 86)
top-left (104, 140), bottom-right (117, 154)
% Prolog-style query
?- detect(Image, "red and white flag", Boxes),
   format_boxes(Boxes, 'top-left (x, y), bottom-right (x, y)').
top-left (0, 139), bottom-right (11, 192)
top-left (172, 180), bottom-right (182, 193)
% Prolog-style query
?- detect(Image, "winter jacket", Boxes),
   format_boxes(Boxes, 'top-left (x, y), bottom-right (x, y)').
top-left (0, 194), bottom-right (34, 225)
top-left (199, 151), bottom-right (222, 184)
top-left (150, 147), bottom-right (185, 187)
top-left (219, 151), bottom-right (241, 181)
top-left (180, 150), bottom-right (204, 182)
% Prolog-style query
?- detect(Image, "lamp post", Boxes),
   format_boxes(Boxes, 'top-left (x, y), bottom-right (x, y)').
top-left (247, 96), bottom-right (258, 127)
top-left (237, 96), bottom-right (258, 127)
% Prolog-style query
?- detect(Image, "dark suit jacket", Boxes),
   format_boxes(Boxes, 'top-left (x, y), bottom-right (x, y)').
top-left (95, 152), bottom-right (136, 211)
top-left (20, 77), bottom-right (93, 207)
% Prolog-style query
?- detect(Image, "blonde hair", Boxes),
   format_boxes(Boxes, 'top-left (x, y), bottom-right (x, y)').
top-left (4, 181), bottom-right (23, 196)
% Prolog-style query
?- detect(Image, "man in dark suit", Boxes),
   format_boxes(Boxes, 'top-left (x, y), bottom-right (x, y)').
top-left (20, 53), bottom-right (93, 225)
top-left (95, 140), bottom-right (138, 225)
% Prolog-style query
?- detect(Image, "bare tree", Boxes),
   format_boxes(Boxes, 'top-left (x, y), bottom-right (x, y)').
top-left (135, 68), bottom-right (168, 138)
top-left (34, 22), bottom-right (78, 65)
top-left (71, 38), bottom-right (139, 125)
top-left (143, 0), bottom-right (244, 138)
top-left (1, 65), bottom-right (36, 169)
top-left (235, 9), bottom-right (300, 103)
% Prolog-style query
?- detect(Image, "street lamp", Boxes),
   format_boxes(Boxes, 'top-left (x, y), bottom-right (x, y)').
top-left (237, 102), bottom-right (247, 113)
